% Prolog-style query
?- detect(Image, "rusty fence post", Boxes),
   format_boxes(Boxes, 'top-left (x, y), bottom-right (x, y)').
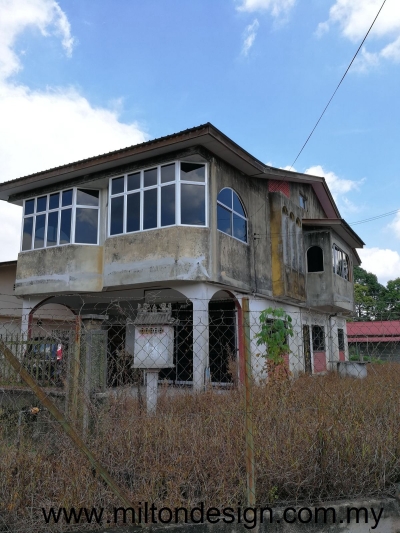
top-left (242, 297), bottom-right (256, 507)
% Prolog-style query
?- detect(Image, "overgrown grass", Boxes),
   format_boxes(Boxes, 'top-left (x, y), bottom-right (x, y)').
top-left (1, 364), bottom-right (399, 531)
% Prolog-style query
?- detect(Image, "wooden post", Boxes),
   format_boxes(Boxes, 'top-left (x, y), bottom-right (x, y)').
top-left (242, 297), bottom-right (256, 507)
top-left (67, 316), bottom-right (81, 424)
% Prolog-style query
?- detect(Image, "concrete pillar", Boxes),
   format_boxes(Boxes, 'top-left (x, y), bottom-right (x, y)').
top-left (192, 298), bottom-right (209, 391)
top-left (20, 297), bottom-right (45, 338)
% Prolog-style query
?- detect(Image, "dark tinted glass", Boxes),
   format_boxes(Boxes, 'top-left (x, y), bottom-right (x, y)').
top-left (112, 177), bottom-right (124, 195)
top-left (34, 214), bottom-right (46, 248)
top-left (22, 217), bottom-right (33, 250)
top-left (60, 208), bottom-right (72, 244)
top-left (127, 192), bottom-right (140, 232)
top-left (338, 328), bottom-right (345, 351)
top-left (180, 163), bottom-right (205, 182)
top-left (312, 326), bottom-right (325, 351)
top-left (24, 199), bottom-right (34, 215)
top-left (75, 208), bottom-right (98, 244)
top-left (143, 189), bottom-right (157, 229)
top-left (127, 172), bottom-right (140, 191)
top-left (143, 188), bottom-right (158, 229)
top-left (110, 196), bottom-right (124, 235)
top-left (47, 211), bottom-right (58, 246)
top-left (62, 190), bottom-right (73, 207)
top-left (217, 204), bottom-right (231, 235)
top-left (217, 188), bottom-right (232, 209)
top-left (77, 189), bottom-right (99, 206)
top-left (233, 214), bottom-right (247, 242)
top-left (36, 196), bottom-right (47, 212)
top-left (161, 184), bottom-right (175, 226)
top-left (49, 193), bottom-right (59, 210)
top-left (144, 168), bottom-right (157, 187)
top-left (161, 163), bottom-right (175, 184)
top-left (233, 193), bottom-right (245, 217)
top-left (181, 184), bottom-right (205, 225)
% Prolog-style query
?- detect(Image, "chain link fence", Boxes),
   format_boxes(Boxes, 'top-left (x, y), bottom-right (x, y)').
top-left (0, 297), bottom-right (399, 532)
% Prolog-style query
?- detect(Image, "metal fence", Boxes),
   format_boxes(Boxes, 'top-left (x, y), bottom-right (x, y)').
top-left (0, 299), bottom-right (399, 532)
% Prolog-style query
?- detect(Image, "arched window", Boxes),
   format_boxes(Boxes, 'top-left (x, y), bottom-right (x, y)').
top-left (217, 188), bottom-right (247, 243)
top-left (307, 246), bottom-right (324, 272)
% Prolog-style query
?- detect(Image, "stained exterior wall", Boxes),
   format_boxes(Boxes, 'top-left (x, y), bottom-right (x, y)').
top-left (15, 245), bottom-right (104, 295)
top-left (304, 230), bottom-right (354, 312)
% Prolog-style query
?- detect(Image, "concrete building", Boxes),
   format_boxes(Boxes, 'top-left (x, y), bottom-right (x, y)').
top-left (0, 123), bottom-right (364, 387)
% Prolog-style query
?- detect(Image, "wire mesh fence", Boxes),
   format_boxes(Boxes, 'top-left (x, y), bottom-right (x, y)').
top-left (0, 297), bottom-right (399, 532)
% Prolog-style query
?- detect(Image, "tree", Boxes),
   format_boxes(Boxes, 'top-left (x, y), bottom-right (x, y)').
top-left (353, 266), bottom-right (387, 321)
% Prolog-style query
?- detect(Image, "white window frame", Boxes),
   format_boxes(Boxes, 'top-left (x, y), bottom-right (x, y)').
top-left (108, 160), bottom-right (208, 237)
top-left (332, 243), bottom-right (351, 281)
top-left (21, 187), bottom-right (100, 252)
top-left (216, 187), bottom-right (248, 244)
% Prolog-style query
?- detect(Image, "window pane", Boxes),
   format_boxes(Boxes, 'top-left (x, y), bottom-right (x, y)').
top-left (110, 196), bottom-right (124, 235)
top-left (49, 193), bottom-right (60, 210)
top-left (62, 190), bottom-right (73, 207)
top-left (75, 208), bottom-right (98, 244)
top-left (112, 177), bottom-right (124, 195)
top-left (233, 214), bottom-right (247, 242)
top-left (217, 204), bottom-right (231, 235)
top-left (144, 168), bottom-right (157, 187)
top-left (161, 163), bottom-right (175, 184)
top-left (180, 163), bottom-right (205, 182)
top-left (34, 214), bottom-right (46, 248)
top-left (60, 209), bottom-right (72, 244)
top-left (127, 172), bottom-right (140, 191)
top-left (22, 217), bottom-right (33, 250)
top-left (143, 188), bottom-right (158, 229)
top-left (181, 184), bottom-right (205, 225)
top-left (127, 192), bottom-right (140, 232)
top-left (161, 184), bottom-right (175, 226)
top-left (233, 193), bottom-right (245, 217)
top-left (36, 196), bottom-right (47, 213)
top-left (77, 189), bottom-right (99, 206)
top-left (25, 199), bottom-right (34, 216)
top-left (217, 188), bottom-right (232, 209)
top-left (46, 211), bottom-right (59, 246)
top-left (312, 326), bottom-right (325, 351)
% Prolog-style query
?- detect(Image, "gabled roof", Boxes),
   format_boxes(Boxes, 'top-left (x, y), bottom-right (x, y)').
top-left (0, 122), bottom-right (341, 217)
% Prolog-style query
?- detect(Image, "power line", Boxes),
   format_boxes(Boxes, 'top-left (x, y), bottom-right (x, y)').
top-left (349, 208), bottom-right (400, 226)
top-left (288, 0), bottom-right (388, 170)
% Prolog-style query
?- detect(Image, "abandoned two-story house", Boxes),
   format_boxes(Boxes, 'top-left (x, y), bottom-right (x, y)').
top-left (0, 123), bottom-right (364, 388)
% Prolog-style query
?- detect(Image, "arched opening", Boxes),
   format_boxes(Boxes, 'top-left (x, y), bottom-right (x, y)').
top-left (217, 188), bottom-right (248, 243)
top-left (307, 246), bottom-right (324, 273)
top-left (208, 290), bottom-right (241, 385)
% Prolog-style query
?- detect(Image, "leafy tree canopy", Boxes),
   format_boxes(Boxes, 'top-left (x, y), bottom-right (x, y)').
top-left (353, 266), bottom-right (400, 321)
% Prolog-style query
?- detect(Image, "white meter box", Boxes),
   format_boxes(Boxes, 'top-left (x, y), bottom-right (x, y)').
top-left (132, 325), bottom-right (174, 369)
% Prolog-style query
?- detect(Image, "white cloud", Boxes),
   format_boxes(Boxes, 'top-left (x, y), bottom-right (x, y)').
top-left (0, 0), bottom-right (148, 262)
top-left (388, 212), bottom-right (400, 240)
top-left (237, 0), bottom-right (296, 17)
top-left (305, 164), bottom-right (358, 195)
top-left (358, 247), bottom-right (400, 285)
top-left (319, 0), bottom-right (400, 69)
top-left (242, 19), bottom-right (259, 56)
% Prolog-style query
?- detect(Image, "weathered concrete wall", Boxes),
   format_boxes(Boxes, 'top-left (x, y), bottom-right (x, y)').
top-left (304, 230), bottom-right (354, 313)
top-left (104, 227), bottom-right (210, 288)
top-left (211, 157), bottom-right (272, 295)
top-left (15, 245), bottom-right (104, 295)
top-left (269, 192), bottom-right (306, 303)
top-left (290, 182), bottom-right (327, 219)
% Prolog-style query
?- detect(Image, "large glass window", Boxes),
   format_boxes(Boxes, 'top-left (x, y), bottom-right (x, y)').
top-left (109, 161), bottom-right (206, 236)
top-left (21, 188), bottom-right (99, 251)
top-left (332, 244), bottom-right (350, 281)
top-left (217, 188), bottom-right (247, 243)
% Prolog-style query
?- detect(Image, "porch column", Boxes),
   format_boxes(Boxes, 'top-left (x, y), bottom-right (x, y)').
top-left (20, 298), bottom-right (46, 338)
top-left (192, 298), bottom-right (209, 391)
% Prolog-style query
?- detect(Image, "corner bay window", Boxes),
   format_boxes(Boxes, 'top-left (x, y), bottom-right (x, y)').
top-left (22, 188), bottom-right (100, 251)
top-left (109, 161), bottom-right (206, 236)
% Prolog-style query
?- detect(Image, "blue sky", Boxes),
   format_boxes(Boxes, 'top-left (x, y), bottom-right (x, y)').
top-left (0, 0), bottom-right (399, 284)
